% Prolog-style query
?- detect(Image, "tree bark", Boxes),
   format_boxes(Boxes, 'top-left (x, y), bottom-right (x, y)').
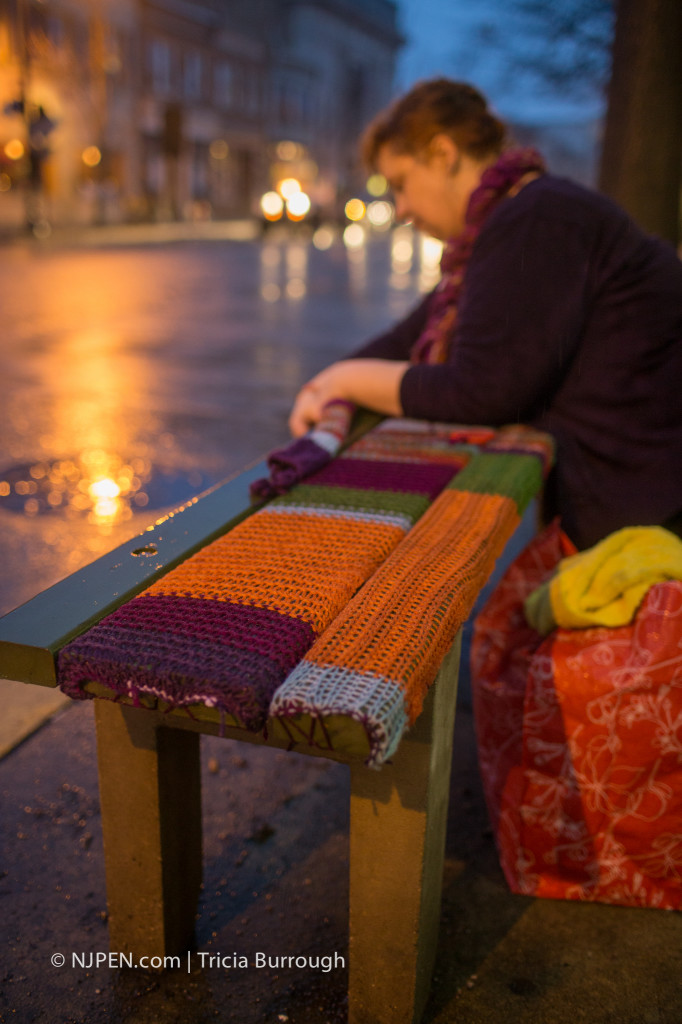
top-left (598, 0), bottom-right (682, 245)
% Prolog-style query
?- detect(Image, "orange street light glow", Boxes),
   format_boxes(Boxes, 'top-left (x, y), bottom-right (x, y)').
top-left (285, 191), bottom-right (311, 220)
top-left (4, 139), bottom-right (24, 160)
top-left (344, 198), bottom-right (366, 222)
top-left (260, 191), bottom-right (284, 220)
top-left (277, 177), bottom-right (301, 200)
top-left (82, 146), bottom-right (102, 167)
top-left (89, 477), bottom-right (121, 500)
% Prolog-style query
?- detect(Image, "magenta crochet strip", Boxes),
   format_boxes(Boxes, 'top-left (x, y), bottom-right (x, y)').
top-left (305, 458), bottom-right (458, 499)
top-left (58, 595), bottom-right (316, 729)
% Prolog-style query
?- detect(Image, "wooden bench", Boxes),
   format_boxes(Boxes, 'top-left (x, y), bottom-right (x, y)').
top-left (0, 416), bottom-right (548, 1024)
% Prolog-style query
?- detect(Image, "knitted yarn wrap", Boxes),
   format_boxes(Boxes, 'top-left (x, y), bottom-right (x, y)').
top-left (410, 147), bottom-right (547, 365)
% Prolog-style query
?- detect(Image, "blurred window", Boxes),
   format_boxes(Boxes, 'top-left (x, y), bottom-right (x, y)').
top-left (214, 61), bottom-right (233, 108)
top-left (184, 51), bottom-right (204, 100)
top-left (150, 39), bottom-right (172, 95)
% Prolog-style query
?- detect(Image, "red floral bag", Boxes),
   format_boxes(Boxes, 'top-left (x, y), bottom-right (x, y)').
top-left (471, 520), bottom-right (682, 909)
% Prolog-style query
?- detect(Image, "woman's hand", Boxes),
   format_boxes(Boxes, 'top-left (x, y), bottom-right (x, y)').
top-left (288, 363), bottom-right (352, 437)
top-left (288, 380), bottom-right (327, 438)
top-left (288, 359), bottom-right (409, 437)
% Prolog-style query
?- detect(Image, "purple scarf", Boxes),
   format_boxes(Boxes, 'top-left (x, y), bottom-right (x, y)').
top-left (410, 147), bottom-right (546, 365)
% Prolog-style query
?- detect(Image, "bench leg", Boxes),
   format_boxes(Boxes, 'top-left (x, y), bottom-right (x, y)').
top-left (94, 701), bottom-right (202, 958)
top-left (348, 634), bottom-right (460, 1024)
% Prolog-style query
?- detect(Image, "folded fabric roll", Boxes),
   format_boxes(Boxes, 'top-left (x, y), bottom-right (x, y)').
top-left (249, 400), bottom-right (355, 499)
top-left (524, 525), bottom-right (682, 633)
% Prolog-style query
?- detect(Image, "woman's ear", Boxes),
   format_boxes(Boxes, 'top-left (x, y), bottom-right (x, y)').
top-left (428, 133), bottom-right (461, 174)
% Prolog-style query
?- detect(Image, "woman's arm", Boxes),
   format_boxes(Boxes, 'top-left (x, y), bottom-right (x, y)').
top-left (288, 359), bottom-right (409, 437)
top-left (288, 294), bottom-right (431, 437)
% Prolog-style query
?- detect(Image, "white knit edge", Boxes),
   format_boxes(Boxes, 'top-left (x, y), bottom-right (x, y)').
top-left (268, 662), bottom-right (409, 768)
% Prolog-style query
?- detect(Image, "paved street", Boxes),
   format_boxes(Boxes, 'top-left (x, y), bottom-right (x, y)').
top-left (0, 226), bottom-right (428, 617)
top-left (2, 228), bottom-right (682, 1024)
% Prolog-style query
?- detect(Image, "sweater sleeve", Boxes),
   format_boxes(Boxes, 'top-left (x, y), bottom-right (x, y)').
top-left (400, 193), bottom-right (595, 425)
top-left (347, 291), bottom-right (433, 362)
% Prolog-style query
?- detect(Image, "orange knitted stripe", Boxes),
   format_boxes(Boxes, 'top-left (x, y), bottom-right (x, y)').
top-left (145, 509), bottom-right (406, 634)
top-left (302, 489), bottom-right (520, 720)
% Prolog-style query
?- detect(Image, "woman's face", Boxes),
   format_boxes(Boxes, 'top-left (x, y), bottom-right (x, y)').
top-left (376, 139), bottom-right (474, 241)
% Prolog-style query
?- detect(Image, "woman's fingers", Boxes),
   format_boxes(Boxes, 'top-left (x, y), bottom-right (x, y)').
top-left (288, 384), bottom-right (323, 437)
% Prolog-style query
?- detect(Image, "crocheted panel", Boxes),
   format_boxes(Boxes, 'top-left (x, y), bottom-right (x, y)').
top-left (268, 439), bottom-right (552, 764)
top-left (56, 419), bottom-right (471, 731)
top-left (144, 510), bottom-right (407, 634)
top-left (268, 662), bottom-right (409, 769)
top-left (303, 457), bottom-right (463, 499)
top-left (342, 419), bottom-right (486, 464)
top-left (58, 596), bottom-right (314, 730)
top-left (483, 424), bottom-right (555, 476)
top-left (271, 484), bottom-right (432, 525)
top-left (448, 451), bottom-right (543, 514)
top-left (269, 487), bottom-right (521, 764)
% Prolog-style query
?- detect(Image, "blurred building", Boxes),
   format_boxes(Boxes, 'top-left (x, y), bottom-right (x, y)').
top-left (0, 0), bottom-right (402, 229)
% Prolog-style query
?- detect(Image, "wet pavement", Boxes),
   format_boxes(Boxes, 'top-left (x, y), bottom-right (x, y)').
top-left (0, 225), bottom-right (429, 616)
top-left (1, 226), bottom-right (682, 1024)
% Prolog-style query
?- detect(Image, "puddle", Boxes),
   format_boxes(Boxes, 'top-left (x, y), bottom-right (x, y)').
top-left (0, 454), bottom-right (215, 524)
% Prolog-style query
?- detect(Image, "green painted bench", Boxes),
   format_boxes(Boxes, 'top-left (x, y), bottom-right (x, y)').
top-left (0, 416), bottom-right (547, 1023)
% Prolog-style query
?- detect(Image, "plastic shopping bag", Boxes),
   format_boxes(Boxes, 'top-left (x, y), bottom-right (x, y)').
top-left (472, 520), bottom-right (682, 909)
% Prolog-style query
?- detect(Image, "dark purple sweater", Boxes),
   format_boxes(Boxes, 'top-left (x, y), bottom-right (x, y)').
top-left (351, 176), bottom-right (682, 549)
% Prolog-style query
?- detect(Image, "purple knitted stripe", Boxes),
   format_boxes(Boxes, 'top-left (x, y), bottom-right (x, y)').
top-left (305, 458), bottom-right (457, 500)
top-left (81, 594), bottom-right (316, 673)
top-left (57, 596), bottom-right (316, 730)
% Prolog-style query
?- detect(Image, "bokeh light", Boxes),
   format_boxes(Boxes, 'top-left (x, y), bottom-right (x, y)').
top-left (82, 146), bottom-right (102, 168)
top-left (285, 191), bottom-right (311, 220)
top-left (277, 177), bottom-right (302, 200)
top-left (344, 198), bottom-right (366, 222)
top-left (312, 225), bottom-right (335, 250)
top-left (209, 139), bottom-right (229, 160)
top-left (366, 173), bottom-right (388, 196)
top-left (4, 139), bottom-right (24, 160)
top-left (260, 191), bottom-right (284, 220)
top-left (366, 200), bottom-right (393, 228)
top-left (343, 223), bottom-right (366, 249)
top-left (276, 140), bottom-right (300, 161)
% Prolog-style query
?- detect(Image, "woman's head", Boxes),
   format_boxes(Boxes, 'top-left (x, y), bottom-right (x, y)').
top-left (362, 79), bottom-right (507, 240)
top-left (362, 79), bottom-right (507, 168)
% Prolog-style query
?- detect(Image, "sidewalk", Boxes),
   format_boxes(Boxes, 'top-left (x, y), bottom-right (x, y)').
top-left (0, 217), bottom-right (261, 249)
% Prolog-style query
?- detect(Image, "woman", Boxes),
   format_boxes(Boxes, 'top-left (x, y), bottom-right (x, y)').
top-left (288, 79), bottom-right (682, 551)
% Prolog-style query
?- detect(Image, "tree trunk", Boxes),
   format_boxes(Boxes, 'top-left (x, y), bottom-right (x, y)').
top-left (598, 0), bottom-right (682, 246)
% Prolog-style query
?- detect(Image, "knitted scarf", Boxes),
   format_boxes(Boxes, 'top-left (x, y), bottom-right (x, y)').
top-left (251, 147), bottom-right (546, 499)
top-left (410, 146), bottom-right (546, 365)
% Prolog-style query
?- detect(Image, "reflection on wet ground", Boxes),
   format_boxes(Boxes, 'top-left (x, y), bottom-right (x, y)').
top-left (0, 230), bottom-right (428, 614)
top-left (0, 454), bottom-right (212, 522)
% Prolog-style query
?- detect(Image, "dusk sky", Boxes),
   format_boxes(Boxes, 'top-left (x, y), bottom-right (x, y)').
top-left (394, 0), bottom-right (608, 125)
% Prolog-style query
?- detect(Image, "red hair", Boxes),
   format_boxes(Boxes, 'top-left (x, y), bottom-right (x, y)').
top-left (362, 79), bottom-right (507, 168)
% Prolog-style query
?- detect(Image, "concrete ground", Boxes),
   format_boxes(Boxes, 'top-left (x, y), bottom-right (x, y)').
top-left (1, 226), bottom-right (682, 1024)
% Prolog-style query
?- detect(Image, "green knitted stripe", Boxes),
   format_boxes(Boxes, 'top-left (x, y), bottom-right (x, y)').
top-left (272, 485), bottom-right (430, 523)
top-left (447, 452), bottom-right (543, 513)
